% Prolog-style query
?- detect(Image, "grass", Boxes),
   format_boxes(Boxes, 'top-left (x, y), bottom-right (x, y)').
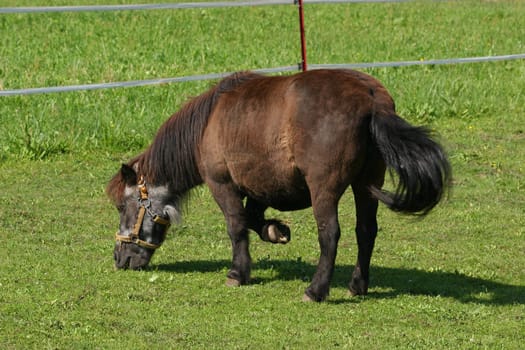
top-left (1, 0), bottom-right (525, 348)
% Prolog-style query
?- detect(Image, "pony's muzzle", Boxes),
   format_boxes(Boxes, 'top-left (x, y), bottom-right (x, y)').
top-left (113, 242), bottom-right (154, 270)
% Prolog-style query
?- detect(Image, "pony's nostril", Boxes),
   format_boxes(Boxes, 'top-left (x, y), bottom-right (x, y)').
top-left (114, 252), bottom-right (131, 270)
top-left (123, 256), bottom-right (131, 269)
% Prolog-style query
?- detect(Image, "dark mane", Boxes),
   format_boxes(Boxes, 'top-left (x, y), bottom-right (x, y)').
top-left (136, 71), bottom-right (262, 193)
top-left (106, 172), bottom-right (126, 205)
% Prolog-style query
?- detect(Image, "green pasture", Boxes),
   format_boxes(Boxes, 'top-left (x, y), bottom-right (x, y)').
top-left (1, 0), bottom-right (524, 348)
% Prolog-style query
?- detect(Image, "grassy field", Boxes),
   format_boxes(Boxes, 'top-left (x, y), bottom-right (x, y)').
top-left (1, 0), bottom-right (524, 348)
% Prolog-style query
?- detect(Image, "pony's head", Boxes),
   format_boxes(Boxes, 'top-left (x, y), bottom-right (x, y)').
top-left (107, 164), bottom-right (179, 270)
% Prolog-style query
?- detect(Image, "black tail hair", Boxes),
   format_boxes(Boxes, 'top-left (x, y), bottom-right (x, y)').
top-left (369, 112), bottom-right (451, 215)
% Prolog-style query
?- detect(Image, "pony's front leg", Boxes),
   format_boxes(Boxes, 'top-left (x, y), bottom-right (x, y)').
top-left (208, 182), bottom-right (251, 286)
top-left (304, 195), bottom-right (341, 302)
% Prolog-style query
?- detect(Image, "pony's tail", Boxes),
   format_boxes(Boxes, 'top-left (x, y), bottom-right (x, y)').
top-left (369, 111), bottom-right (451, 215)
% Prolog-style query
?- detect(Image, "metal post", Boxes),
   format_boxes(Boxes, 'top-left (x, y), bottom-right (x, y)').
top-left (296, 0), bottom-right (307, 71)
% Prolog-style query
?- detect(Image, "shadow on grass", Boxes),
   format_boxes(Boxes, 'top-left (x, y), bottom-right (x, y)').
top-left (154, 259), bottom-right (524, 305)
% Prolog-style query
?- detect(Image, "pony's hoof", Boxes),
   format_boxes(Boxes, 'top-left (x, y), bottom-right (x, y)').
top-left (348, 289), bottom-right (359, 297)
top-left (267, 224), bottom-right (290, 244)
top-left (225, 278), bottom-right (241, 287)
top-left (348, 279), bottom-right (368, 296)
top-left (302, 293), bottom-right (315, 302)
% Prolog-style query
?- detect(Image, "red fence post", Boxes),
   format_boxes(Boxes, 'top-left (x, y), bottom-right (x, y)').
top-left (297, 0), bottom-right (307, 71)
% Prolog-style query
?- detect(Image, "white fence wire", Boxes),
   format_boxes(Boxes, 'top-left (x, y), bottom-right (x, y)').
top-left (0, 1), bottom-right (425, 14)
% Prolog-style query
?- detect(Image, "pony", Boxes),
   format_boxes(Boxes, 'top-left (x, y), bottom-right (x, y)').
top-left (106, 69), bottom-right (451, 302)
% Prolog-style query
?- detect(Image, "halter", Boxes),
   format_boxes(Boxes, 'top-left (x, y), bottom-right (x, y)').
top-left (115, 176), bottom-right (171, 250)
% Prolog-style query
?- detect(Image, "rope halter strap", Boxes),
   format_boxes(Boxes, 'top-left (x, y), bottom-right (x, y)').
top-left (115, 176), bottom-right (170, 250)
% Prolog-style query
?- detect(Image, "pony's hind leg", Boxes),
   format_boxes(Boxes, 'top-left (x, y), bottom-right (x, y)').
top-left (246, 198), bottom-right (291, 244)
top-left (303, 192), bottom-right (341, 302)
top-left (348, 144), bottom-right (385, 296)
top-left (349, 184), bottom-right (379, 296)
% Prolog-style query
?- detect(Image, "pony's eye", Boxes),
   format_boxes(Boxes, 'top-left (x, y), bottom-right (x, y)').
top-left (116, 205), bottom-right (125, 212)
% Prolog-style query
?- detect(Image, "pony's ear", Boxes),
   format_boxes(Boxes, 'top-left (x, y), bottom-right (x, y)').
top-left (120, 164), bottom-right (137, 186)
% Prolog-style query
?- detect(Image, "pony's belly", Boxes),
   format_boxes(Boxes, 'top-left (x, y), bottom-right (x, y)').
top-left (227, 156), bottom-right (311, 211)
top-left (249, 188), bottom-right (312, 212)
top-left (267, 196), bottom-right (312, 212)
top-left (241, 180), bottom-right (312, 211)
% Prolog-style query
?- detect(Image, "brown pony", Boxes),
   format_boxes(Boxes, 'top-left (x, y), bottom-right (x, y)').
top-left (107, 69), bottom-right (451, 302)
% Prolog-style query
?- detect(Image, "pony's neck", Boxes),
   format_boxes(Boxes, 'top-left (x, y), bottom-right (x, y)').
top-left (135, 71), bottom-right (264, 195)
top-left (136, 123), bottom-right (204, 196)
